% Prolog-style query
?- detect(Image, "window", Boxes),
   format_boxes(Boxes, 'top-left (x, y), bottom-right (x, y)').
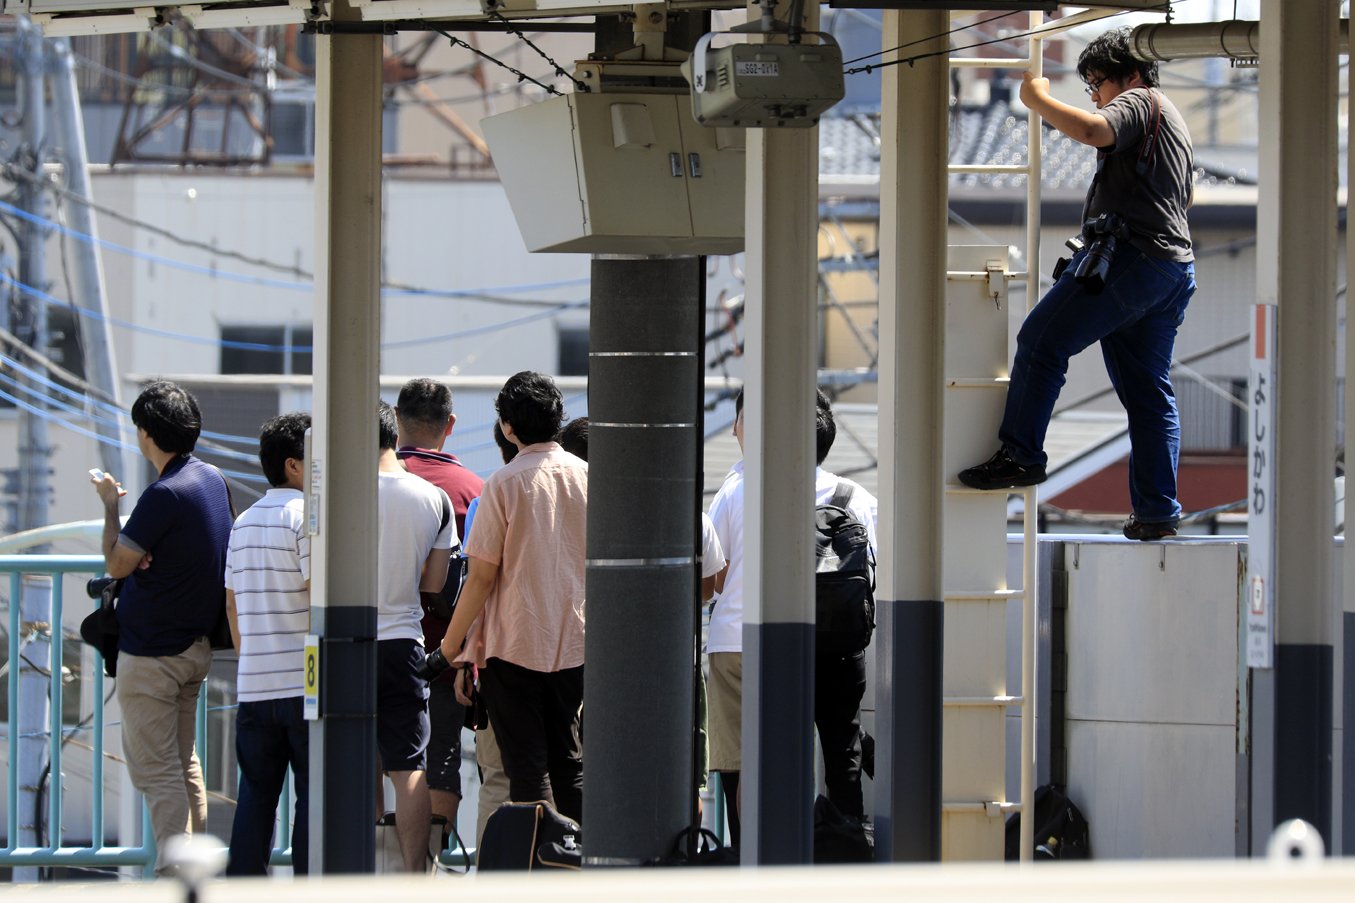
top-left (558, 326), bottom-right (589, 377)
top-left (220, 325), bottom-right (312, 375)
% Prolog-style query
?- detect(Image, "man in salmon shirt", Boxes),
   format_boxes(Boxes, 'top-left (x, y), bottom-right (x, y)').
top-left (421, 371), bottom-right (587, 822)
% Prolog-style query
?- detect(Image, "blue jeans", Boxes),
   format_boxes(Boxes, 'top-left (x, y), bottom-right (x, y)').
top-left (227, 696), bottom-right (309, 875)
top-left (998, 245), bottom-right (1196, 523)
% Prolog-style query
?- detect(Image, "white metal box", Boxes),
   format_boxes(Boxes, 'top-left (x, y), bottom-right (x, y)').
top-left (482, 92), bottom-right (745, 255)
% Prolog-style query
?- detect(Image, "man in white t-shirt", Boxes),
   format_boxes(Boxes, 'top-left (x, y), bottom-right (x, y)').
top-left (706, 389), bottom-right (879, 840)
top-left (705, 395), bottom-right (748, 839)
top-left (376, 401), bottom-right (456, 872)
top-left (224, 412), bottom-right (312, 876)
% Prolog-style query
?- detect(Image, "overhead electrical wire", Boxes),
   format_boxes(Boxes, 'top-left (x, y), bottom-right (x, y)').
top-left (844, 1), bottom-right (1185, 77)
top-left (842, 8), bottom-right (1018, 67)
top-left (0, 192), bottom-right (589, 306)
top-left (145, 29), bottom-right (265, 89)
top-left (0, 355), bottom-right (260, 461)
top-left (0, 267), bottom-right (588, 354)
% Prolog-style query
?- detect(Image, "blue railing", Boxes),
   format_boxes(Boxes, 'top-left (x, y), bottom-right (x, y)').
top-left (0, 554), bottom-right (478, 877)
top-left (0, 554), bottom-right (283, 875)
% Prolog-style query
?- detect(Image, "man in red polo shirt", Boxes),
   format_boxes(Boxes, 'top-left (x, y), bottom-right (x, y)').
top-left (395, 378), bottom-right (483, 842)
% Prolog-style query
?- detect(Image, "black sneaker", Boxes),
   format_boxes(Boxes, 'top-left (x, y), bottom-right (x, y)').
top-left (957, 448), bottom-right (1047, 490)
top-left (1122, 514), bottom-right (1179, 541)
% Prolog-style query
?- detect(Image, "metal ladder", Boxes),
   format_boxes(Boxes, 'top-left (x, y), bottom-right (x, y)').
top-left (939, 7), bottom-right (1119, 861)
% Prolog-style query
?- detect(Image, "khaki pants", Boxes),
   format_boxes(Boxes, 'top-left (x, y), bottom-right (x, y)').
top-left (707, 652), bottom-right (742, 773)
top-left (116, 637), bottom-right (212, 874)
top-left (474, 723), bottom-right (511, 851)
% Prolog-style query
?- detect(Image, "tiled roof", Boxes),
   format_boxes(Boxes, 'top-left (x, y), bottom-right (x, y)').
top-left (819, 101), bottom-right (1257, 190)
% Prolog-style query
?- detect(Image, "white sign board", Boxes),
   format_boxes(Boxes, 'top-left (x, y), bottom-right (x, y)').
top-left (1246, 304), bottom-right (1276, 669)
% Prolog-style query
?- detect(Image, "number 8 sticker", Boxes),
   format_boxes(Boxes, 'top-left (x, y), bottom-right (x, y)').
top-left (303, 634), bottom-right (320, 720)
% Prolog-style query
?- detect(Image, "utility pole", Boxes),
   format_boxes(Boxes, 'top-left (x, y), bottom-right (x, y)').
top-left (47, 38), bottom-right (125, 481)
top-left (12, 15), bottom-right (54, 884)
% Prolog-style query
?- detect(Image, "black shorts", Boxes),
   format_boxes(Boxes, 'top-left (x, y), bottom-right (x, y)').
top-left (426, 678), bottom-right (465, 794)
top-left (376, 638), bottom-right (429, 773)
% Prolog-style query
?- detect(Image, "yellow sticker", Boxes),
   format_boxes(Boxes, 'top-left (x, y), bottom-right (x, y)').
top-left (303, 634), bottom-right (320, 720)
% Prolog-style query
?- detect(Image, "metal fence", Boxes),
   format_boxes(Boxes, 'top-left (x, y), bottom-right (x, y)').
top-left (2, 554), bottom-right (158, 874)
top-left (0, 554), bottom-right (299, 878)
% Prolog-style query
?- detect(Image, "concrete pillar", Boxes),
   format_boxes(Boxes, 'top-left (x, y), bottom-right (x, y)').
top-left (309, 0), bottom-right (382, 874)
top-left (740, 3), bottom-right (820, 867)
top-left (1254, 0), bottom-right (1339, 852)
top-left (583, 256), bottom-right (703, 864)
top-left (873, 8), bottom-right (947, 862)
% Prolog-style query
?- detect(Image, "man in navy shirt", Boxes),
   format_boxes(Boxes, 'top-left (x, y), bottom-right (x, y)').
top-left (92, 380), bottom-right (233, 875)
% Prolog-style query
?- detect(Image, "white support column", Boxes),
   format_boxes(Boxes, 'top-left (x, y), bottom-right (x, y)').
top-left (741, 1), bottom-right (820, 866)
top-left (309, 0), bottom-right (383, 874)
top-left (1254, 0), bottom-right (1339, 851)
top-left (1342, 10), bottom-right (1355, 858)
top-left (873, 7), bottom-right (947, 862)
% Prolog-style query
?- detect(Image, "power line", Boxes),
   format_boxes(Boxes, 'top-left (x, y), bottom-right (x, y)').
top-left (843, 9), bottom-right (1019, 67)
top-left (0, 265), bottom-right (591, 354)
top-left (845, 2), bottom-right (1182, 77)
top-left (146, 29), bottom-right (265, 90)
top-left (0, 191), bottom-right (590, 306)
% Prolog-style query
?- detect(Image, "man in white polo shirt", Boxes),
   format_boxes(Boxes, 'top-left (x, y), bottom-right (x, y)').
top-left (224, 412), bottom-right (312, 876)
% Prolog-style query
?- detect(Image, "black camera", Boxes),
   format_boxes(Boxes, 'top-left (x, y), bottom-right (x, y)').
top-left (1073, 212), bottom-right (1130, 295)
top-left (86, 575), bottom-right (122, 601)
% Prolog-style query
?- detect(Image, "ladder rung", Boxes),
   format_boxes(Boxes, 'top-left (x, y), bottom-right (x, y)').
top-left (948, 164), bottom-right (1029, 175)
top-left (946, 270), bottom-right (1009, 280)
top-left (949, 57), bottom-right (1033, 70)
top-left (946, 483), bottom-right (1037, 496)
top-left (946, 695), bottom-right (1022, 707)
top-left (944, 590), bottom-right (1024, 602)
top-left (943, 800), bottom-right (1021, 817)
top-left (947, 377), bottom-right (1009, 389)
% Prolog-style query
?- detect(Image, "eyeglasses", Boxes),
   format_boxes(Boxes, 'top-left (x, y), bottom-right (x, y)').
top-left (1084, 77), bottom-right (1107, 97)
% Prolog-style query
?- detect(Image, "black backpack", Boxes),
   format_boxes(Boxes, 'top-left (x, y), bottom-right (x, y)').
top-left (1004, 784), bottom-right (1091, 861)
top-left (815, 482), bottom-right (875, 658)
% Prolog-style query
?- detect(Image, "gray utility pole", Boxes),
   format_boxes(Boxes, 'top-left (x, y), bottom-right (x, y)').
top-left (12, 15), bottom-right (53, 885)
top-left (15, 18), bottom-right (53, 534)
top-left (48, 38), bottom-right (125, 481)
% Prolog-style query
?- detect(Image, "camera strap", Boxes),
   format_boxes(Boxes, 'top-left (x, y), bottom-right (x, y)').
top-left (1135, 88), bottom-right (1163, 177)
top-left (1084, 86), bottom-right (1165, 222)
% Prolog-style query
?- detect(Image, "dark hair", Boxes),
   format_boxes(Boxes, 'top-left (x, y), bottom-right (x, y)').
top-left (131, 380), bottom-right (202, 454)
top-left (815, 389), bottom-right (836, 465)
top-left (378, 400), bottom-right (398, 451)
top-left (496, 371), bottom-right (564, 446)
top-left (493, 421), bottom-right (518, 465)
top-left (1077, 27), bottom-right (1158, 89)
top-left (557, 417), bottom-right (589, 462)
top-left (396, 378), bottom-right (453, 431)
top-left (259, 411), bottom-right (310, 487)
top-left (734, 388), bottom-right (744, 417)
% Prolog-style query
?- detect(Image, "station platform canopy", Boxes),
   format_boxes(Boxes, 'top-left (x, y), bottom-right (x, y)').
top-left (5, 0), bottom-right (1175, 37)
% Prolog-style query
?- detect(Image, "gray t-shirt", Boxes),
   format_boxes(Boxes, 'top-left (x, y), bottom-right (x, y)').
top-left (1085, 87), bottom-right (1194, 263)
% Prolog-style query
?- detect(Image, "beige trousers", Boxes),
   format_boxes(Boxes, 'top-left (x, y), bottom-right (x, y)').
top-left (116, 636), bottom-right (212, 874)
top-left (474, 723), bottom-right (512, 851)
